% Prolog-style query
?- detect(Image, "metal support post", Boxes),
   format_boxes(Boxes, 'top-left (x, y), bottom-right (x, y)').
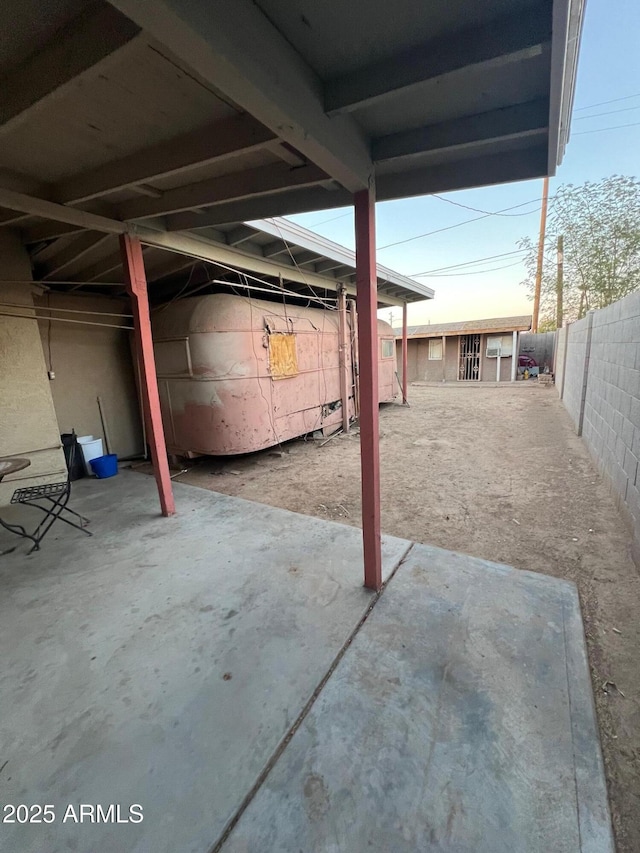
top-left (354, 187), bottom-right (382, 591)
top-left (120, 234), bottom-right (175, 516)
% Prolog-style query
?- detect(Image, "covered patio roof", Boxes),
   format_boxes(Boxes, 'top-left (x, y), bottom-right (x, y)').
top-left (21, 214), bottom-right (434, 309)
top-left (0, 0), bottom-right (583, 251)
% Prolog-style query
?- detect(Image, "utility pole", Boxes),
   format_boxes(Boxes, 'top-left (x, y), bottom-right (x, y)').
top-left (556, 234), bottom-right (564, 330)
top-left (532, 176), bottom-right (550, 332)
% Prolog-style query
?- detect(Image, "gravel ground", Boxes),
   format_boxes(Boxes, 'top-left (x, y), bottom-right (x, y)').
top-left (146, 382), bottom-right (640, 851)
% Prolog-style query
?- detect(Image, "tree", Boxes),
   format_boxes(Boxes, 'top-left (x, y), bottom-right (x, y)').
top-left (519, 175), bottom-right (640, 327)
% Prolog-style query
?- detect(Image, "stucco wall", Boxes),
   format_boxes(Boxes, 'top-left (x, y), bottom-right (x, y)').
top-left (559, 291), bottom-right (640, 563)
top-left (0, 232), bottom-right (66, 504)
top-left (560, 316), bottom-right (591, 432)
top-left (397, 338), bottom-right (448, 382)
top-left (398, 334), bottom-right (515, 382)
top-left (443, 337), bottom-right (458, 381)
top-left (480, 348), bottom-right (514, 382)
top-left (34, 292), bottom-right (143, 460)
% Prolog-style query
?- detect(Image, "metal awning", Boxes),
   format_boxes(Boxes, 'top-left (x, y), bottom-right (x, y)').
top-left (15, 213), bottom-right (432, 308)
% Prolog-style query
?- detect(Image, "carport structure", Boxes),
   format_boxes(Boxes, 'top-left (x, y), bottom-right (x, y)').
top-left (0, 0), bottom-right (583, 590)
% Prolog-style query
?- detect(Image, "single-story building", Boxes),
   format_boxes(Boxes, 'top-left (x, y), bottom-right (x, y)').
top-left (395, 315), bottom-right (532, 383)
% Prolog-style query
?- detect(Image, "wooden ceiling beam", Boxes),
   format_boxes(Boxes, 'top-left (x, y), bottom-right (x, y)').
top-left (0, 5), bottom-right (141, 137)
top-left (108, 0), bottom-right (373, 191)
top-left (375, 144), bottom-right (549, 202)
top-left (325, 4), bottom-right (552, 115)
top-left (165, 186), bottom-right (352, 231)
top-left (145, 253), bottom-right (197, 282)
top-left (0, 210), bottom-right (29, 227)
top-left (68, 251), bottom-right (125, 284)
top-left (57, 113), bottom-right (276, 204)
top-left (263, 141), bottom-right (307, 168)
top-left (40, 233), bottom-right (112, 279)
top-left (262, 241), bottom-right (288, 259)
top-left (22, 221), bottom-right (86, 244)
top-left (294, 251), bottom-right (325, 267)
top-left (120, 162), bottom-right (327, 220)
top-left (373, 98), bottom-right (549, 162)
top-left (225, 225), bottom-right (257, 246)
top-left (0, 187), bottom-right (126, 234)
top-left (315, 258), bottom-right (347, 274)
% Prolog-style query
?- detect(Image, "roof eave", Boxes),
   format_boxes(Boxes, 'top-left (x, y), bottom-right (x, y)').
top-left (248, 217), bottom-right (434, 303)
top-left (548, 0), bottom-right (587, 171)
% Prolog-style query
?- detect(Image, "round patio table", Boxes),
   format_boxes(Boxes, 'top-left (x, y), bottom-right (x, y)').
top-left (0, 457), bottom-right (31, 554)
top-left (0, 457), bottom-right (31, 481)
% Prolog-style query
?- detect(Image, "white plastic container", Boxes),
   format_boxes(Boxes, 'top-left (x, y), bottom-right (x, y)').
top-left (78, 435), bottom-right (103, 476)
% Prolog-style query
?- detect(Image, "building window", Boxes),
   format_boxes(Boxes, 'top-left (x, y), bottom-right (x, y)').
top-left (486, 334), bottom-right (513, 358)
top-left (428, 338), bottom-right (443, 360)
top-left (381, 338), bottom-right (394, 358)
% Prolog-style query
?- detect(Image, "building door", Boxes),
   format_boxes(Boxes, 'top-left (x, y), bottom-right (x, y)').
top-left (458, 334), bottom-right (481, 380)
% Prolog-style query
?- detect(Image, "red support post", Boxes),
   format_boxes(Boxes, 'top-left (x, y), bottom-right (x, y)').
top-left (120, 234), bottom-right (175, 517)
top-left (401, 301), bottom-right (408, 405)
top-left (354, 187), bottom-right (382, 591)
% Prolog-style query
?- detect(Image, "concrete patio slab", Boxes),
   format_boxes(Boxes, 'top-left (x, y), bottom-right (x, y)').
top-left (0, 472), bottom-right (409, 853)
top-left (222, 544), bottom-right (614, 853)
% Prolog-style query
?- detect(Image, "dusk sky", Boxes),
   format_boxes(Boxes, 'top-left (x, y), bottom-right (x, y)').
top-left (284, 0), bottom-right (640, 326)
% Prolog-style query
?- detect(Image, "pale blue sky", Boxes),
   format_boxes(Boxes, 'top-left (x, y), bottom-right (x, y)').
top-left (288, 0), bottom-right (640, 325)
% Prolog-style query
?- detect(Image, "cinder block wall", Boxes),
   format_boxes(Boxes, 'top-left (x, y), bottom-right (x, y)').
top-left (560, 291), bottom-right (640, 561)
top-left (554, 326), bottom-right (568, 394)
top-left (562, 316), bottom-right (591, 431)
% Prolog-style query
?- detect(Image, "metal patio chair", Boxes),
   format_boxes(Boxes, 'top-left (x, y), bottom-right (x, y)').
top-left (10, 433), bottom-right (92, 553)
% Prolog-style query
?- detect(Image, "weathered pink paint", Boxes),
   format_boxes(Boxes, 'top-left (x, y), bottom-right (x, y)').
top-left (152, 293), bottom-right (397, 457)
top-left (354, 187), bottom-right (382, 592)
top-left (121, 234), bottom-right (175, 516)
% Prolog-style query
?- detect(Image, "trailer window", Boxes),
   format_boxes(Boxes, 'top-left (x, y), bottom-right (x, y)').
top-left (381, 339), bottom-right (394, 359)
top-left (154, 337), bottom-right (193, 377)
top-left (268, 333), bottom-right (299, 379)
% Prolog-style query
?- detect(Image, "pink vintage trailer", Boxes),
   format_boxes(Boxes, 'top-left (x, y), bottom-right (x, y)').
top-left (152, 292), bottom-right (398, 456)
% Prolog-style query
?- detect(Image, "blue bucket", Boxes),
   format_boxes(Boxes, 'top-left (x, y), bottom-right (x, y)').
top-left (90, 454), bottom-right (118, 479)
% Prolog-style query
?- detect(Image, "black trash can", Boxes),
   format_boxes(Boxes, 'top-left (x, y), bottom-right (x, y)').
top-left (61, 433), bottom-right (86, 481)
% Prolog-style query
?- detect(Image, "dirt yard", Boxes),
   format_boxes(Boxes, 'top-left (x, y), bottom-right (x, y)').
top-left (149, 382), bottom-right (640, 851)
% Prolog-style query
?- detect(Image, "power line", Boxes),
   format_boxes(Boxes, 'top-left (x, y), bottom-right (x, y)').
top-left (574, 120), bottom-right (640, 136)
top-left (377, 197), bottom-right (546, 251)
top-left (432, 194), bottom-right (542, 217)
top-left (304, 211), bottom-right (351, 227)
top-left (419, 260), bottom-right (524, 278)
top-left (574, 104), bottom-right (640, 121)
top-left (573, 92), bottom-right (640, 112)
top-left (411, 248), bottom-right (527, 277)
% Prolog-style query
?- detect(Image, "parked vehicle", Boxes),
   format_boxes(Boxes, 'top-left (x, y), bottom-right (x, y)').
top-left (518, 354), bottom-right (538, 369)
top-left (518, 353), bottom-right (540, 378)
top-left (151, 293), bottom-right (398, 456)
